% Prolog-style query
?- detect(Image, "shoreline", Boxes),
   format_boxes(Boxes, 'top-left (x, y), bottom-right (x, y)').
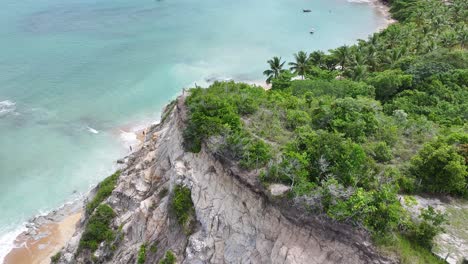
top-left (2, 201), bottom-right (83, 264)
top-left (1, 2), bottom-right (393, 263)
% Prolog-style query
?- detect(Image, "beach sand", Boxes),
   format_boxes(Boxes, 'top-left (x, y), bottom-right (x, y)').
top-left (3, 212), bottom-right (82, 264)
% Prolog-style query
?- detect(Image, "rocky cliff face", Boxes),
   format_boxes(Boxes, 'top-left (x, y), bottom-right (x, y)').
top-left (57, 95), bottom-right (394, 264)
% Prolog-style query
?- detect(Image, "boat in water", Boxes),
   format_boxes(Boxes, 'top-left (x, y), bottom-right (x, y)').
top-left (303, 9), bottom-right (311, 13)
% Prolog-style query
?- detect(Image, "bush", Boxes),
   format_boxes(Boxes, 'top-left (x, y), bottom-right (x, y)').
top-left (328, 185), bottom-right (403, 234)
top-left (409, 206), bottom-right (446, 249)
top-left (365, 70), bottom-right (412, 102)
top-left (330, 97), bottom-right (381, 142)
top-left (86, 171), bottom-right (121, 215)
top-left (159, 250), bottom-right (176, 264)
top-left (171, 185), bottom-right (195, 227)
top-left (79, 204), bottom-right (115, 252)
top-left (285, 109), bottom-right (311, 130)
top-left (137, 244), bottom-right (147, 264)
top-left (370, 142), bottom-right (394, 162)
top-left (409, 140), bottom-right (467, 195)
top-left (50, 252), bottom-right (61, 263)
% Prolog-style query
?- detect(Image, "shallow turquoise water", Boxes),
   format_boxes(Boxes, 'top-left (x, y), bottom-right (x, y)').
top-left (0, 0), bottom-right (386, 258)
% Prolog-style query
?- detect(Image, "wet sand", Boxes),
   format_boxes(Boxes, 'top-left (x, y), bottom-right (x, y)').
top-left (3, 212), bottom-right (81, 264)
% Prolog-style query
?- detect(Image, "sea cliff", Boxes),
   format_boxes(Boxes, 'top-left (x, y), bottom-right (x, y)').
top-left (50, 94), bottom-right (395, 264)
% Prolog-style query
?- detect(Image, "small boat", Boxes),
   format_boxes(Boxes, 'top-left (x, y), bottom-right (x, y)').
top-left (303, 9), bottom-right (311, 13)
top-left (310, 28), bottom-right (315, 34)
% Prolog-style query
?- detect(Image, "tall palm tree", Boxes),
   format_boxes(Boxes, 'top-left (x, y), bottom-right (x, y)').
top-left (263, 56), bottom-right (285, 84)
top-left (330, 45), bottom-right (350, 71)
top-left (289, 51), bottom-right (309, 79)
top-left (308, 51), bottom-right (326, 69)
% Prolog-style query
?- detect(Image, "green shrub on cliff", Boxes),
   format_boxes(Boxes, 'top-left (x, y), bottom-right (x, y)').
top-left (137, 244), bottom-right (147, 264)
top-left (171, 185), bottom-right (195, 228)
top-left (79, 204), bottom-right (116, 252)
top-left (86, 171), bottom-right (121, 215)
top-left (159, 250), bottom-right (176, 264)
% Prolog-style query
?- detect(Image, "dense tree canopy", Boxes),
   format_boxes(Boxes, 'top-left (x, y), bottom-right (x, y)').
top-left (183, 0), bottom-right (467, 261)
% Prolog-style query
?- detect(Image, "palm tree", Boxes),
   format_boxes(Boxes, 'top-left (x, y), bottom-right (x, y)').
top-left (289, 51), bottom-right (309, 79)
top-left (349, 64), bottom-right (368, 81)
top-left (330, 45), bottom-right (350, 71)
top-left (263, 56), bottom-right (285, 84)
top-left (308, 51), bottom-right (326, 69)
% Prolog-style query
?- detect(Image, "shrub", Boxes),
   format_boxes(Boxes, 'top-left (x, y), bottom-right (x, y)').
top-left (86, 171), bottom-right (121, 215)
top-left (79, 204), bottom-right (115, 252)
top-left (370, 142), bottom-right (394, 162)
top-left (409, 140), bottom-right (467, 195)
top-left (330, 97), bottom-right (380, 142)
top-left (159, 250), bottom-right (176, 264)
top-left (171, 185), bottom-right (195, 227)
top-left (328, 185), bottom-right (403, 234)
top-left (137, 244), bottom-right (147, 264)
top-left (285, 109), bottom-right (311, 130)
top-left (409, 206), bottom-right (447, 249)
top-left (365, 70), bottom-right (412, 102)
top-left (224, 131), bottom-right (272, 169)
top-left (50, 252), bottom-right (61, 263)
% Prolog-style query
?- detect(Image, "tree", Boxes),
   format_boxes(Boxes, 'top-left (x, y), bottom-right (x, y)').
top-left (365, 70), bottom-right (413, 101)
top-left (330, 45), bottom-right (350, 71)
top-left (289, 51), bottom-right (309, 79)
top-left (263, 56), bottom-right (286, 84)
top-left (308, 51), bottom-right (326, 69)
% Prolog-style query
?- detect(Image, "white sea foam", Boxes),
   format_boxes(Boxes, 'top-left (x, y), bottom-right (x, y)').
top-left (0, 100), bottom-right (17, 117)
top-left (119, 130), bottom-right (138, 149)
top-left (0, 224), bottom-right (27, 262)
top-left (87, 126), bottom-right (99, 134)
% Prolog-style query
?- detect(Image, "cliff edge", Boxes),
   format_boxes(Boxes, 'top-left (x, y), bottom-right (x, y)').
top-left (55, 94), bottom-right (394, 264)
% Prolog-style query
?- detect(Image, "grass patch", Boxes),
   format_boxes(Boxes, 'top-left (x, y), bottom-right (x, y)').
top-left (79, 204), bottom-right (116, 252)
top-left (137, 244), bottom-right (147, 264)
top-left (159, 250), bottom-right (176, 264)
top-left (86, 171), bottom-right (121, 215)
top-left (171, 185), bottom-right (195, 227)
top-left (375, 234), bottom-right (445, 264)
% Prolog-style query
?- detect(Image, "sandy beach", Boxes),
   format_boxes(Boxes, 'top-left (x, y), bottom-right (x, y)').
top-left (3, 212), bottom-right (81, 264)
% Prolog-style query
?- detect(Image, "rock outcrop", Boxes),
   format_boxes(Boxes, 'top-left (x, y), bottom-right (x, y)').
top-left (57, 94), bottom-right (394, 264)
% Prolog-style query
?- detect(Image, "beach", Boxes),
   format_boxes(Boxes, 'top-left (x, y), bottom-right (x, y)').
top-left (2, 201), bottom-right (83, 264)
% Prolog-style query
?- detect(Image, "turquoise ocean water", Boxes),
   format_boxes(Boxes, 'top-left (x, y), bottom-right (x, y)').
top-left (0, 0), bottom-right (386, 259)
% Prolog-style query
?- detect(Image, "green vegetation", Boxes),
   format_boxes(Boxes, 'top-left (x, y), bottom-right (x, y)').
top-left (150, 243), bottom-right (158, 253)
top-left (137, 244), bottom-right (147, 264)
top-left (375, 235), bottom-right (445, 264)
top-left (79, 204), bottom-right (116, 252)
top-left (171, 185), bottom-right (195, 227)
top-left (86, 171), bottom-right (121, 215)
top-left (50, 252), bottom-right (61, 263)
top-left (159, 250), bottom-right (176, 264)
top-left (182, 0), bottom-right (467, 261)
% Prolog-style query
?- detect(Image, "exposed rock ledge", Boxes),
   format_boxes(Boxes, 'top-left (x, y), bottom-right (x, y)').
top-left (56, 94), bottom-right (394, 264)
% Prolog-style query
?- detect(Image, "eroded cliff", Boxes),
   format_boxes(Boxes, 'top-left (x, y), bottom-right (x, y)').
top-left (56, 94), bottom-right (394, 264)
